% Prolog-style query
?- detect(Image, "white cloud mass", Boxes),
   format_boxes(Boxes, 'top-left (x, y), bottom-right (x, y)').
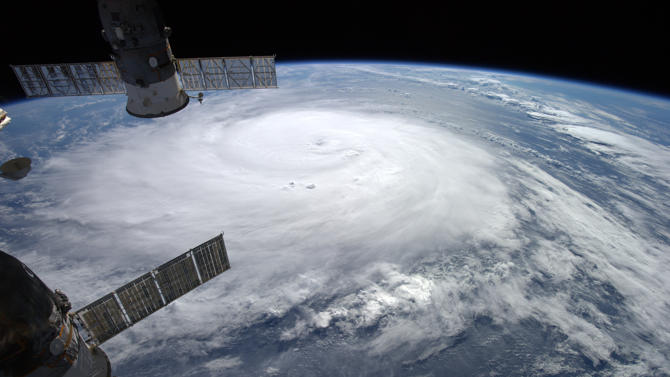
top-left (1, 63), bottom-right (669, 376)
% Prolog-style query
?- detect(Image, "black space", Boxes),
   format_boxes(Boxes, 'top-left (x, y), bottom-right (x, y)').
top-left (1, 2), bottom-right (668, 103)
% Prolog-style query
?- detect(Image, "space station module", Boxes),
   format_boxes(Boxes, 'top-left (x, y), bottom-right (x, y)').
top-left (0, 109), bottom-right (10, 131)
top-left (0, 234), bottom-right (230, 377)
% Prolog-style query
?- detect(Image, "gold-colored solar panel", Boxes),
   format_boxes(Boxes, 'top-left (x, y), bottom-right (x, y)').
top-left (76, 293), bottom-right (129, 344)
top-left (11, 62), bottom-right (126, 97)
top-left (224, 57), bottom-right (254, 89)
top-left (75, 234), bottom-right (230, 345)
top-left (154, 251), bottom-right (201, 303)
top-left (40, 64), bottom-right (80, 96)
top-left (69, 63), bottom-right (105, 95)
top-left (95, 61), bottom-right (126, 94)
top-left (199, 58), bottom-right (227, 89)
top-left (177, 58), bottom-right (205, 91)
top-left (116, 273), bottom-right (164, 324)
top-left (12, 56), bottom-right (274, 98)
top-left (10, 65), bottom-right (50, 97)
top-left (251, 56), bottom-right (278, 88)
top-left (192, 234), bottom-right (230, 283)
top-left (178, 56), bottom-right (277, 90)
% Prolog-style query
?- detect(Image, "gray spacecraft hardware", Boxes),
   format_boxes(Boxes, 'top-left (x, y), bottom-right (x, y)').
top-left (0, 110), bottom-right (31, 181)
top-left (0, 233), bottom-right (231, 377)
top-left (0, 157), bottom-right (31, 181)
top-left (0, 109), bottom-right (10, 131)
top-left (9, 0), bottom-right (277, 118)
top-left (0, 109), bottom-right (31, 181)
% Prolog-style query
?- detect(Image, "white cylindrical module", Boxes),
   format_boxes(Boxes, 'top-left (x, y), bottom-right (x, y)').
top-left (98, 0), bottom-right (189, 118)
top-left (125, 72), bottom-right (189, 118)
top-left (0, 108), bottom-right (10, 130)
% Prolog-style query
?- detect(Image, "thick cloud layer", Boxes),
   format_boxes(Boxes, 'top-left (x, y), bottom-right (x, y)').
top-left (40, 108), bottom-right (513, 253)
top-left (2, 64), bottom-right (669, 376)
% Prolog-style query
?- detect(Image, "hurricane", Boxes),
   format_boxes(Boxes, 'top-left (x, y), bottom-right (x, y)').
top-left (1, 63), bottom-right (669, 376)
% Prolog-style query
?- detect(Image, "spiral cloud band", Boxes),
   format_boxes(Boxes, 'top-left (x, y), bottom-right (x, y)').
top-left (3, 64), bottom-right (669, 376)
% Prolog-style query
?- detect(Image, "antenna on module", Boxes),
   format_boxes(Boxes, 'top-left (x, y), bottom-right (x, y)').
top-left (188, 92), bottom-right (204, 104)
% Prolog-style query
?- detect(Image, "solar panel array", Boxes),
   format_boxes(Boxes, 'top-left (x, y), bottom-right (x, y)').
top-left (116, 272), bottom-right (164, 323)
top-left (192, 233), bottom-right (230, 282)
top-left (251, 56), bottom-right (278, 88)
top-left (76, 293), bottom-right (129, 344)
top-left (177, 56), bottom-right (277, 91)
top-left (10, 62), bottom-right (125, 97)
top-left (11, 56), bottom-right (276, 98)
top-left (75, 234), bottom-right (230, 345)
top-left (153, 251), bottom-right (201, 303)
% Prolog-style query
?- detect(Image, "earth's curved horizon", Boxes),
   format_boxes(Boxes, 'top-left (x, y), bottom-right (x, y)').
top-left (1, 62), bottom-right (669, 376)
